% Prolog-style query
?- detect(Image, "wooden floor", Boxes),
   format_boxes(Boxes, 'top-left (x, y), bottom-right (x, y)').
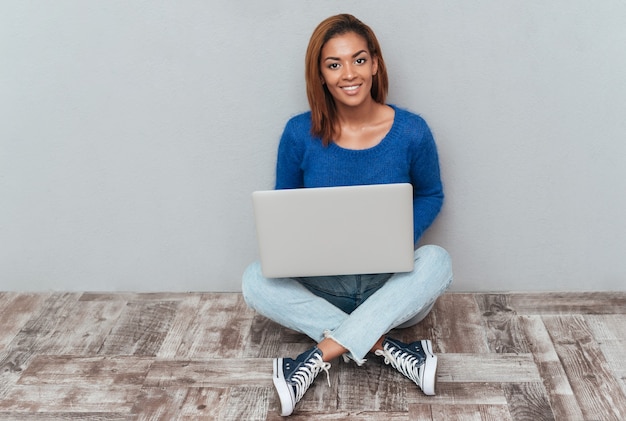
top-left (0, 292), bottom-right (625, 421)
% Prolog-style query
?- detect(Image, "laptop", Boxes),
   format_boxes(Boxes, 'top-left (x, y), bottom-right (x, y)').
top-left (252, 183), bottom-right (414, 278)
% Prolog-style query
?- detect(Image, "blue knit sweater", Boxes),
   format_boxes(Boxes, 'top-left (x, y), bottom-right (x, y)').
top-left (275, 105), bottom-right (444, 244)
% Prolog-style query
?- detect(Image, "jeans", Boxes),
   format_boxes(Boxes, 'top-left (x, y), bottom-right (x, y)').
top-left (242, 245), bottom-right (453, 365)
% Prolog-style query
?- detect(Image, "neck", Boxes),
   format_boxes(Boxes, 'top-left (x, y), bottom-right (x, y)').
top-left (335, 97), bottom-right (380, 128)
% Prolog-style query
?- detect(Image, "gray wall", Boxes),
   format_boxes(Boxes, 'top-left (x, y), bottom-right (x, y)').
top-left (2, 1), bottom-right (625, 292)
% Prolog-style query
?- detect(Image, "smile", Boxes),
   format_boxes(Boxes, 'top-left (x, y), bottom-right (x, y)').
top-left (340, 84), bottom-right (362, 94)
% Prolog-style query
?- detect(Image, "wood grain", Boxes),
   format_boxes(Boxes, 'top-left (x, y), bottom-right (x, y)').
top-left (0, 292), bottom-right (51, 351)
top-left (98, 300), bottom-right (178, 356)
top-left (406, 293), bottom-right (490, 354)
top-left (0, 293), bottom-right (79, 398)
top-left (476, 294), bottom-right (532, 353)
top-left (542, 314), bottom-right (626, 421)
top-left (519, 315), bottom-right (585, 421)
top-left (0, 291), bottom-right (625, 420)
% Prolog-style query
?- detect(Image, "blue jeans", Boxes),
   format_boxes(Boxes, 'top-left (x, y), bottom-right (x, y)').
top-left (242, 245), bottom-right (453, 365)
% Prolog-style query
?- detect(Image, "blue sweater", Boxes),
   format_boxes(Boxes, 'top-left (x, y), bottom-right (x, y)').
top-left (275, 105), bottom-right (444, 244)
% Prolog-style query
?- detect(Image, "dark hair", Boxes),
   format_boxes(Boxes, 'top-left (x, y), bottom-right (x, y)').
top-left (305, 14), bottom-right (388, 145)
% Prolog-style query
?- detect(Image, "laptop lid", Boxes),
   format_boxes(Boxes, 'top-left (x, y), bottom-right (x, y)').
top-left (252, 183), bottom-right (414, 278)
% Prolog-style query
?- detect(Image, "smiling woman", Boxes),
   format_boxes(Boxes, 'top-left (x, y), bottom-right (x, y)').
top-left (318, 32), bottom-right (395, 150)
top-left (305, 14), bottom-right (389, 147)
top-left (241, 13), bottom-right (453, 417)
top-left (320, 34), bottom-right (377, 109)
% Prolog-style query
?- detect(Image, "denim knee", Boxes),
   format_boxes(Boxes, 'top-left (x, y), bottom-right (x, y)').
top-left (418, 244), bottom-right (450, 261)
top-left (417, 244), bottom-right (453, 289)
top-left (241, 261), bottom-right (263, 310)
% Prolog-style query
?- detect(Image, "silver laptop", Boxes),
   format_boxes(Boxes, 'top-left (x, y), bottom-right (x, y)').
top-left (252, 183), bottom-right (414, 278)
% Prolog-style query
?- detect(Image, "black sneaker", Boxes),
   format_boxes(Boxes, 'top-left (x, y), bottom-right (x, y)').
top-left (375, 338), bottom-right (437, 395)
top-left (272, 346), bottom-right (331, 416)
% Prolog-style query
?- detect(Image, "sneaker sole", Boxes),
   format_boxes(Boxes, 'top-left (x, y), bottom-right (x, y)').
top-left (272, 358), bottom-right (296, 416)
top-left (420, 340), bottom-right (437, 396)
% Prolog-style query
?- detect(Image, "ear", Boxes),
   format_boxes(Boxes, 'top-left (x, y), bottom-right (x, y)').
top-left (372, 56), bottom-right (379, 76)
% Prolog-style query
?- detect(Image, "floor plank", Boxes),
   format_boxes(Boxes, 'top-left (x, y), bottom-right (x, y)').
top-left (220, 386), bottom-right (273, 421)
top-left (542, 314), bottom-right (626, 421)
top-left (436, 353), bottom-right (541, 383)
top-left (98, 300), bottom-right (178, 357)
top-left (0, 291), bottom-right (624, 420)
top-left (0, 413), bottom-right (133, 421)
top-left (520, 315), bottom-right (585, 421)
top-left (502, 382), bottom-right (555, 421)
top-left (130, 386), bottom-right (189, 421)
top-left (0, 384), bottom-right (142, 412)
top-left (476, 294), bottom-right (532, 353)
top-left (177, 387), bottom-right (229, 420)
top-left (156, 294), bottom-right (203, 359)
top-left (585, 314), bottom-right (626, 394)
top-left (0, 293), bottom-right (80, 398)
top-left (143, 359), bottom-right (273, 388)
top-left (406, 293), bottom-right (490, 354)
top-left (504, 292), bottom-right (626, 315)
top-left (18, 355), bottom-right (153, 386)
top-left (0, 292), bottom-right (51, 352)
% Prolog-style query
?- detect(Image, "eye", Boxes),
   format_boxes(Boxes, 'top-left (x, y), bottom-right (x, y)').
top-left (355, 57), bottom-right (367, 65)
top-left (327, 63), bottom-right (340, 70)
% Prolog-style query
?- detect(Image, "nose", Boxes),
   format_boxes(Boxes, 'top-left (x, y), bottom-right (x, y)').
top-left (342, 62), bottom-right (356, 80)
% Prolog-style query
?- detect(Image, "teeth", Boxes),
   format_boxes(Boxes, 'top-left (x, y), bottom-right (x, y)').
top-left (342, 86), bottom-right (359, 91)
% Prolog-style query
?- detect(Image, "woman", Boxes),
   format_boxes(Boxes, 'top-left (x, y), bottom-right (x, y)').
top-left (242, 14), bottom-right (453, 416)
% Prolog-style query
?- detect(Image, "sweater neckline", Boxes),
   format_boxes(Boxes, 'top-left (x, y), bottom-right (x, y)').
top-left (328, 104), bottom-right (400, 153)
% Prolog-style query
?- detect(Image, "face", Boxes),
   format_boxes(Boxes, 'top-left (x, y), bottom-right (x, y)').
top-left (319, 32), bottom-right (378, 110)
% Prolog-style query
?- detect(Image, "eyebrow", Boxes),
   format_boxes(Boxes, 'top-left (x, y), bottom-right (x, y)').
top-left (323, 49), bottom-right (368, 62)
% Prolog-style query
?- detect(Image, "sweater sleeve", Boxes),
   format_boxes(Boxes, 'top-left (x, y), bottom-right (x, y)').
top-left (409, 118), bottom-right (444, 244)
top-left (275, 117), bottom-right (305, 190)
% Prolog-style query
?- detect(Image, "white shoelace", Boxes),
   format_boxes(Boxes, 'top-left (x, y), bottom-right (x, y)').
top-left (375, 344), bottom-right (421, 385)
top-left (292, 354), bottom-right (331, 402)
